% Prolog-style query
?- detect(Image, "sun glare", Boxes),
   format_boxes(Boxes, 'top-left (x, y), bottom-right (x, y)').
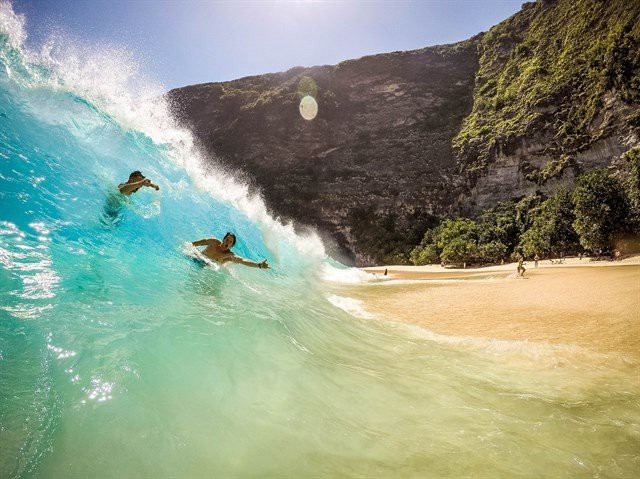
top-left (299, 95), bottom-right (318, 120)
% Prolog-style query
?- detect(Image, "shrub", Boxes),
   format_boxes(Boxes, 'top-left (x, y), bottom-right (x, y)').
top-left (519, 188), bottom-right (580, 257)
top-left (572, 169), bottom-right (628, 251)
top-left (409, 244), bottom-right (439, 265)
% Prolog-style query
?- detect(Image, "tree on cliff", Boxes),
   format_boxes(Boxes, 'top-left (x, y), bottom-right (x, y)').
top-left (410, 219), bottom-right (481, 266)
top-left (617, 148), bottom-right (640, 233)
top-left (409, 227), bottom-right (441, 265)
top-left (572, 169), bottom-right (628, 252)
top-left (436, 218), bottom-right (480, 265)
top-left (477, 202), bottom-right (520, 253)
top-left (519, 189), bottom-right (579, 257)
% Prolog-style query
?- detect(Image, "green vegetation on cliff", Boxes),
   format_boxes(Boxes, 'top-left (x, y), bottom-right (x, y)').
top-left (410, 159), bottom-right (640, 266)
top-left (412, 0), bottom-right (640, 266)
top-left (617, 147), bottom-right (640, 232)
top-left (571, 169), bottom-right (628, 251)
top-left (454, 0), bottom-right (640, 175)
top-left (519, 189), bottom-right (578, 257)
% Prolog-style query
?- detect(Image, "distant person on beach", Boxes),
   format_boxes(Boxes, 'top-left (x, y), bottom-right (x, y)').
top-left (517, 257), bottom-right (526, 277)
top-left (118, 171), bottom-right (159, 196)
top-left (534, 254), bottom-right (539, 268)
top-left (384, 268), bottom-right (388, 276)
top-left (191, 232), bottom-right (269, 269)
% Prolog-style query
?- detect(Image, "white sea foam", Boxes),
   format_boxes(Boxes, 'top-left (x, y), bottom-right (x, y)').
top-left (0, 0), bottom-right (25, 49)
top-left (181, 242), bottom-right (221, 271)
top-left (320, 263), bottom-right (388, 284)
top-left (363, 276), bottom-right (506, 287)
top-left (326, 294), bottom-right (375, 320)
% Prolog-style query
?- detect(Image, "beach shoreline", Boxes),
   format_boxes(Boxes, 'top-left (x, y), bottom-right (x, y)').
top-left (363, 255), bottom-right (640, 279)
top-left (350, 256), bottom-right (640, 358)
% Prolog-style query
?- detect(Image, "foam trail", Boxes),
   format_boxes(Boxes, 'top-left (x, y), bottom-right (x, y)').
top-left (326, 294), bottom-right (375, 319)
top-left (320, 262), bottom-right (388, 284)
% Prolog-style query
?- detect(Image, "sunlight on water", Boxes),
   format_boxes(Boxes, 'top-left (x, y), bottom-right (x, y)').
top-left (0, 2), bottom-right (639, 478)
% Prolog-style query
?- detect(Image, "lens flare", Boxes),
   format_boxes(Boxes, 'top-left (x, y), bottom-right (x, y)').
top-left (299, 95), bottom-right (318, 121)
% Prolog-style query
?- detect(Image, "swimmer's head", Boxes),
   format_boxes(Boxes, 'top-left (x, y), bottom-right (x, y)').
top-left (129, 171), bottom-right (145, 182)
top-left (222, 232), bottom-right (236, 250)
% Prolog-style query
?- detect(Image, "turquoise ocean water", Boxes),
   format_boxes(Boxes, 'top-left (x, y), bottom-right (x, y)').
top-left (1, 3), bottom-right (639, 477)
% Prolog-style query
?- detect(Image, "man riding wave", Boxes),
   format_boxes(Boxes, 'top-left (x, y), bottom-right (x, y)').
top-left (192, 232), bottom-right (269, 269)
top-left (118, 171), bottom-right (160, 196)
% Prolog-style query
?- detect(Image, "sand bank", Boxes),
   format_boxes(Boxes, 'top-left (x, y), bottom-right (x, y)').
top-left (352, 257), bottom-right (640, 358)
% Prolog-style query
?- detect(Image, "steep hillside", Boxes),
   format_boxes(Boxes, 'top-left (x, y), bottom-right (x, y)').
top-left (455, 0), bottom-right (640, 211)
top-left (168, 0), bottom-right (639, 265)
top-left (168, 41), bottom-right (479, 264)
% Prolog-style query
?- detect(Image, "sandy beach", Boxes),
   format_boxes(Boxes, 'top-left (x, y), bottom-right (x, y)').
top-left (355, 256), bottom-right (640, 358)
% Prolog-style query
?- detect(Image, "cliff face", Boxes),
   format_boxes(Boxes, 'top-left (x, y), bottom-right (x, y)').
top-left (454, 0), bottom-right (640, 212)
top-left (168, 0), bottom-right (640, 266)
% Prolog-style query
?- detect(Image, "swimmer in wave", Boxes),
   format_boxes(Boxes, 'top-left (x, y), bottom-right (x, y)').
top-left (102, 170), bottom-right (160, 226)
top-left (191, 232), bottom-right (269, 269)
top-left (118, 170), bottom-right (160, 196)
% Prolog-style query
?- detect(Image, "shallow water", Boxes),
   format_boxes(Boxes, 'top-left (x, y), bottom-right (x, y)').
top-left (1, 4), bottom-right (639, 478)
top-left (340, 265), bottom-right (640, 357)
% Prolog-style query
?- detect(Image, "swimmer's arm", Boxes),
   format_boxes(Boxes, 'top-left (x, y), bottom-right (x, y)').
top-left (118, 179), bottom-right (159, 194)
top-left (192, 238), bottom-right (221, 247)
top-left (118, 179), bottom-right (147, 195)
top-left (145, 180), bottom-right (160, 191)
top-left (229, 255), bottom-right (269, 269)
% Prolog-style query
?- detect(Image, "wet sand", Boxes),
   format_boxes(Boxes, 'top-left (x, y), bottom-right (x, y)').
top-left (355, 257), bottom-right (640, 358)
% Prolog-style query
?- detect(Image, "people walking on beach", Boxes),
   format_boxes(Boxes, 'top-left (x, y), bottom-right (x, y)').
top-left (118, 171), bottom-right (160, 196)
top-left (191, 232), bottom-right (269, 269)
top-left (534, 254), bottom-right (539, 268)
top-left (517, 257), bottom-right (526, 277)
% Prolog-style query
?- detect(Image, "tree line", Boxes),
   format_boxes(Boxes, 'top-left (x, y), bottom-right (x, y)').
top-left (410, 149), bottom-right (639, 266)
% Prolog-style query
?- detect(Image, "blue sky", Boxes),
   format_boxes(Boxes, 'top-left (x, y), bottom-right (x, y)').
top-left (15, 0), bottom-right (523, 90)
